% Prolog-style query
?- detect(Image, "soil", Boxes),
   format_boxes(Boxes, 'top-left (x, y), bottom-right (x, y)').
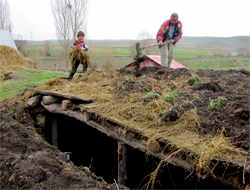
top-left (1, 66), bottom-right (249, 189)
top-left (117, 67), bottom-right (250, 152)
top-left (0, 94), bottom-right (127, 189)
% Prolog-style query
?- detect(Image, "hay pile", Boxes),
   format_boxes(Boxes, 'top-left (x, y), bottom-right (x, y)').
top-left (31, 67), bottom-right (249, 182)
top-left (0, 45), bottom-right (36, 80)
top-left (68, 46), bottom-right (92, 68)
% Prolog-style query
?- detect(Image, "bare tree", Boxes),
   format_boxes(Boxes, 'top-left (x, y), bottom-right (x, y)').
top-left (0, 0), bottom-right (12, 32)
top-left (44, 41), bottom-right (52, 56)
top-left (136, 30), bottom-right (152, 41)
top-left (14, 40), bottom-right (27, 56)
top-left (51, 0), bottom-right (72, 71)
top-left (51, 0), bottom-right (89, 71)
top-left (136, 30), bottom-right (158, 55)
top-left (68, 0), bottom-right (89, 41)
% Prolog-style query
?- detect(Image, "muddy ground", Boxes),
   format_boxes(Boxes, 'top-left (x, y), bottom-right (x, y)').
top-left (0, 67), bottom-right (249, 189)
top-left (0, 95), bottom-right (127, 189)
top-left (117, 67), bottom-right (250, 152)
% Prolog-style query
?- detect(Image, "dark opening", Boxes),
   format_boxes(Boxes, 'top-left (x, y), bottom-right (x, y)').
top-left (44, 113), bottom-right (236, 189)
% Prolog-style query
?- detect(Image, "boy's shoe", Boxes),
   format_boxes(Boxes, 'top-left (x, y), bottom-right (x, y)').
top-left (67, 75), bottom-right (73, 80)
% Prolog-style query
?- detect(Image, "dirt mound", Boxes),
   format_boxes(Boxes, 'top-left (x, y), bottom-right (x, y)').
top-left (0, 95), bottom-right (127, 190)
top-left (0, 45), bottom-right (36, 80)
top-left (33, 67), bottom-right (250, 153)
top-left (18, 66), bottom-right (249, 188)
top-left (107, 67), bottom-right (250, 152)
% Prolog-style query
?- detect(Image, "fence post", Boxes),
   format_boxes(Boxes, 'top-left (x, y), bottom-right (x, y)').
top-left (118, 142), bottom-right (127, 186)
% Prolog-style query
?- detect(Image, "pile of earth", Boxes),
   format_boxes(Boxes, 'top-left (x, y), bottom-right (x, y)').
top-left (116, 67), bottom-right (250, 152)
top-left (1, 66), bottom-right (249, 189)
top-left (0, 94), bottom-right (127, 190)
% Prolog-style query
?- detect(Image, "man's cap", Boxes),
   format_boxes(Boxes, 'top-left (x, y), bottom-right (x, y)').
top-left (77, 31), bottom-right (85, 36)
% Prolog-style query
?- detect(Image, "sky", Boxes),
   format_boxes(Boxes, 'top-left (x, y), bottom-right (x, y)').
top-left (7, 0), bottom-right (250, 41)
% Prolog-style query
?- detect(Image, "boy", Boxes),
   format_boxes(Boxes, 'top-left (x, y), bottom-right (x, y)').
top-left (68, 31), bottom-right (89, 80)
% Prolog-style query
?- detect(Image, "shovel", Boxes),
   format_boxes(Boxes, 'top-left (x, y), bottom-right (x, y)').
top-left (135, 40), bottom-right (170, 57)
top-left (133, 40), bottom-right (170, 71)
top-left (137, 40), bottom-right (170, 50)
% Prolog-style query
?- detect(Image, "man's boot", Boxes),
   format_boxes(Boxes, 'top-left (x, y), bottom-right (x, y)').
top-left (82, 66), bottom-right (87, 73)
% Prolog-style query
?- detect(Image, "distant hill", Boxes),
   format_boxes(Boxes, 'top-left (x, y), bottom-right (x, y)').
top-left (26, 36), bottom-right (249, 50)
top-left (178, 36), bottom-right (250, 49)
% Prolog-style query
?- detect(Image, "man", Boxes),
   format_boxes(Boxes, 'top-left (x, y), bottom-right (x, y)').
top-left (156, 13), bottom-right (182, 68)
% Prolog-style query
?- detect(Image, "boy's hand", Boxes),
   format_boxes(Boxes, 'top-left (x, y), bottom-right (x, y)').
top-left (81, 47), bottom-right (85, 51)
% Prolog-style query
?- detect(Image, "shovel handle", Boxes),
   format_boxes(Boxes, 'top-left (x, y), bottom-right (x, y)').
top-left (139, 40), bottom-right (170, 50)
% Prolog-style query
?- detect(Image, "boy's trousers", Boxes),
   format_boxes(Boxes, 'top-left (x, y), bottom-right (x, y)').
top-left (69, 60), bottom-right (87, 79)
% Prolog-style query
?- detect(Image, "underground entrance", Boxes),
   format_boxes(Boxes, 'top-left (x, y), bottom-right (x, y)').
top-left (42, 112), bottom-right (236, 189)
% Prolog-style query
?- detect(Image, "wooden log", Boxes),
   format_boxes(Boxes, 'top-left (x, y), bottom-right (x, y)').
top-left (36, 114), bottom-right (46, 128)
top-left (51, 117), bottom-right (58, 147)
top-left (79, 104), bottom-right (99, 109)
top-left (138, 40), bottom-right (170, 50)
top-left (40, 102), bottom-right (193, 171)
top-left (34, 90), bottom-right (93, 103)
top-left (61, 99), bottom-right (73, 111)
top-left (27, 94), bottom-right (41, 107)
top-left (135, 43), bottom-right (142, 58)
top-left (42, 95), bottom-right (61, 105)
top-left (82, 111), bottom-right (90, 122)
top-left (86, 121), bottom-right (192, 171)
top-left (118, 142), bottom-right (127, 186)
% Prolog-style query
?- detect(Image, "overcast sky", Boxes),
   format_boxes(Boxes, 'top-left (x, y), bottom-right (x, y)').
top-left (7, 0), bottom-right (250, 41)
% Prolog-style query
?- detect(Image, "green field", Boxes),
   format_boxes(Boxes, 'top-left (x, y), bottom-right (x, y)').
top-left (0, 69), bottom-right (67, 101)
top-left (24, 36), bottom-right (250, 70)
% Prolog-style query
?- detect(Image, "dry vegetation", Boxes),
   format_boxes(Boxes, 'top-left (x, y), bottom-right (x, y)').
top-left (68, 46), bottom-right (92, 68)
top-left (0, 45), bottom-right (36, 80)
top-left (28, 66), bottom-right (249, 186)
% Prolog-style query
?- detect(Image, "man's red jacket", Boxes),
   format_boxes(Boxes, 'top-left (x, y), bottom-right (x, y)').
top-left (156, 20), bottom-right (182, 44)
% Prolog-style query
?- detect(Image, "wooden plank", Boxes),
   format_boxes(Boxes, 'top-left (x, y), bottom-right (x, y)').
top-left (61, 99), bottom-right (73, 111)
top-left (34, 90), bottom-right (93, 103)
top-left (42, 95), bottom-right (61, 105)
top-left (51, 117), bottom-right (58, 147)
top-left (82, 111), bottom-right (90, 122)
top-left (118, 142), bottom-right (127, 186)
top-left (79, 104), bottom-right (99, 109)
top-left (27, 94), bottom-right (41, 107)
top-left (40, 102), bottom-right (193, 170)
top-left (86, 120), bottom-right (192, 171)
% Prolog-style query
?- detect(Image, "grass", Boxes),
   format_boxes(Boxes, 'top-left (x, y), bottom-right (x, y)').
top-left (164, 91), bottom-right (181, 103)
top-left (208, 96), bottom-right (228, 109)
top-left (24, 36), bottom-right (249, 70)
top-left (180, 57), bottom-right (250, 70)
top-left (0, 69), bottom-right (67, 101)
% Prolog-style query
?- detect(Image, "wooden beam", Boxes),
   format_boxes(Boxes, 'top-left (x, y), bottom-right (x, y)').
top-left (118, 142), bottom-right (127, 186)
top-left (40, 102), bottom-right (193, 170)
top-left (33, 90), bottom-right (93, 103)
top-left (27, 94), bottom-right (41, 107)
top-left (51, 117), bottom-right (58, 147)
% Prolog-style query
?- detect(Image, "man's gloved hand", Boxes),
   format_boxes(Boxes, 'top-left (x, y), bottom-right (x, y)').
top-left (169, 39), bottom-right (175, 44)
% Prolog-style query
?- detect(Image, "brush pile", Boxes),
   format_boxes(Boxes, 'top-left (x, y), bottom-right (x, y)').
top-left (0, 45), bottom-right (36, 80)
top-left (68, 46), bottom-right (92, 68)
